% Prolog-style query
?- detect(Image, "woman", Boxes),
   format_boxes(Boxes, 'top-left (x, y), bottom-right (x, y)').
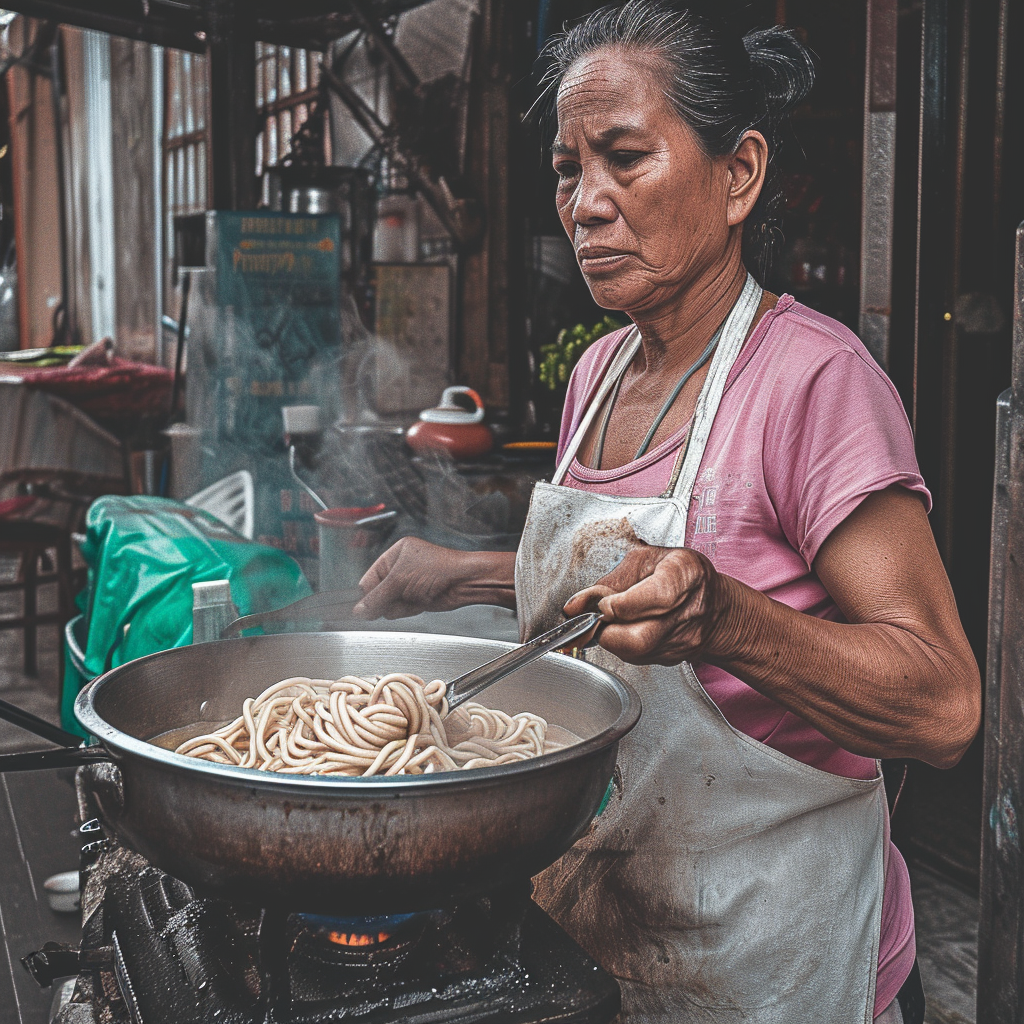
top-left (355, 3), bottom-right (980, 1021)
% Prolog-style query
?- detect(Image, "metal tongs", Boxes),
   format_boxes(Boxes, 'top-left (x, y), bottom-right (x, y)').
top-left (443, 611), bottom-right (603, 715)
top-left (225, 603), bottom-right (603, 713)
top-left (220, 588), bottom-right (365, 638)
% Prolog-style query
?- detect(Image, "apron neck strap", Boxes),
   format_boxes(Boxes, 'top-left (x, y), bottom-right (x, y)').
top-left (667, 274), bottom-right (763, 501)
top-left (551, 328), bottom-right (642, 485)
top-left (552, 274), bottom-right (764, 492)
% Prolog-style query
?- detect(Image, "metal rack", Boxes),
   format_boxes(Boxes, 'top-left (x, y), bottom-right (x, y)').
top-left (0, 0), bottom-right (429, 53)
top-left (0, 0), bottom-right (432, 210)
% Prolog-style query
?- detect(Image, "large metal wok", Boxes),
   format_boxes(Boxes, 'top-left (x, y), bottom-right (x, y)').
top-left (20, 632), bottom-right (639, 915)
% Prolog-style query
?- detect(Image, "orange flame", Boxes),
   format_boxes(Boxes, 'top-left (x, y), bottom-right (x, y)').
top-left (326, 931), bottom-right (391, 947)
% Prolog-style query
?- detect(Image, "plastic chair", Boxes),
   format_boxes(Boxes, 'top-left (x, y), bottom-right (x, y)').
top-left (185, 470), bottom-right (254, 539)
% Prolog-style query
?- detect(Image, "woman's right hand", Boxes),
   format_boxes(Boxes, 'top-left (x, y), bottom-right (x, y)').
top-left (353, 538), bottom-right (517, 619)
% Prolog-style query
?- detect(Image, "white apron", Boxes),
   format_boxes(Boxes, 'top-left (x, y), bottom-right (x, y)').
top-left (516, 275), bottom-right (887, 1023)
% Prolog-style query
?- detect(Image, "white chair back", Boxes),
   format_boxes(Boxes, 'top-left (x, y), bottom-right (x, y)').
top-left (185, 470), bottom-right (254, 539)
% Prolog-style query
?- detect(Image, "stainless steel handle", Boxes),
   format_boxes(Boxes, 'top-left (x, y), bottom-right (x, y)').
top-left (220, 588), bottom-right (365, 639)
top-left (444, 611), bottom-right (603, 713)
top-left (288, 445), bottom-right (329, 510)
top-left (353, 509), bottom-right (398, 527)
top-left (0, 695), bottom-right (85, 748)
top-left (0, 746), bottom-right (109, 773)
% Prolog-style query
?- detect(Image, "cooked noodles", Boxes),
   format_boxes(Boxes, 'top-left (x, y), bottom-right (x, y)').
top-left (173, 673), bottom-right (560, 776)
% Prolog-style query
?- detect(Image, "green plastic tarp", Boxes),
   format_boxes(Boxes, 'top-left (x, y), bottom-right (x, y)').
top-left (61, 494), bottom-right (311, 736)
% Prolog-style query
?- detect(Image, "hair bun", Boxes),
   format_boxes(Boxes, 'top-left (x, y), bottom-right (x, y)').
top-left (743, 26), bottom-right (815, 119)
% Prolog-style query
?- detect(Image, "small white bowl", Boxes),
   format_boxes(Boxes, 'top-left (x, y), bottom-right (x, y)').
top-left (43, 871), bottom-right (80, 914)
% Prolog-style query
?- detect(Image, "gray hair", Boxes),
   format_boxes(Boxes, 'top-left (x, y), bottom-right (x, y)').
top-left (535, 0), bottom-right (816, 282)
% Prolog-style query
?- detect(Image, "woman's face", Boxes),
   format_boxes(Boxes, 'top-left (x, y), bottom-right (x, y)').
top-left (552, 47), bottom-right (756, 315)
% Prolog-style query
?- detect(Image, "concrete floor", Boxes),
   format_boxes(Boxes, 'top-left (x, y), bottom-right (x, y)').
top-left (0, 564), bottom-right (983, 1023)
top-left (0, 573), bottom-right (83, 1024)
top-left (0, 573), bottom-right (65, 757)
top-left (912, 863), bottom-right (979, 1024)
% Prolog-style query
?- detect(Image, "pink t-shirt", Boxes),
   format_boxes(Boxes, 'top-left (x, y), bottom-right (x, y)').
top-left (557, 295), bottom-right (920, 1014)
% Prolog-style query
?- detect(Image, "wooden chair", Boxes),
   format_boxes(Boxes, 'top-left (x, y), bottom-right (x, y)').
top-left (0, 469), bottom-right (126, 675)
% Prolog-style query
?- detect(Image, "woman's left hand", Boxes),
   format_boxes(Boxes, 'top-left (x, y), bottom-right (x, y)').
top-left (564, 544), bottom-right (732, 666)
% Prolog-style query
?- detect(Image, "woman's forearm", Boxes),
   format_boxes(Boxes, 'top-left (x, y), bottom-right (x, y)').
top-left (355, 540), bottom-right (517, 618)
top-left (567, 490), bottom-right (981, 768)
top-left (456, 550), bottom-right (518, 609)
top-left (705, 574), bottom-right (979, 768)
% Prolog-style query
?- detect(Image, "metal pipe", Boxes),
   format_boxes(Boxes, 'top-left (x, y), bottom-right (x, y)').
top-left (913, 0), bottom-right (953, 560)
top-left (206, 0), bottom-right (256, 211)
top-left (0, 694), bottom-right (85, 747)
top-left (152, 44), bottom-right (164, 365)
top-left (0, 746), bottom-right (109, 772)
top-left (0, 0), bottom-right (204, 53)
top-left (991, 0), bottom-right (1009, 271)
top-left (48, 35), bottom-right (74, 345)
top-left (288, 444), bottom-right (329, 510)
top-left (170, 270), bottom-right (190, 417)
top-left (936, 0), bottom-right (971, 564)
top-left (348, 0), bottom-right (419, 91)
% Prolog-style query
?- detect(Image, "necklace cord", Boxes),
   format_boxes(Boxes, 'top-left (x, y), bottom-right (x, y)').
top-left (633, 324), bottom-right (724, 460)
top-left (592, 366), bottom-right (627, 470)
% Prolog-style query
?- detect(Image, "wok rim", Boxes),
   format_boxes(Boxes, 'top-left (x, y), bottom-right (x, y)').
top-left (74, 630), bottom-right (641, 793)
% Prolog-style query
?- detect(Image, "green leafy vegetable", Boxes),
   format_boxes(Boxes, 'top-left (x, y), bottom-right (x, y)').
top-left (538, 315), bottom-right (625, 391)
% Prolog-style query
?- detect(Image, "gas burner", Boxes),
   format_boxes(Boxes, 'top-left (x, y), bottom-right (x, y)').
top-left (28, 822), bottom-right (619, 1024)
top-left (293, 911), bottom-right (430, 968)
top-left (299, 912), bottom-right (424, 948)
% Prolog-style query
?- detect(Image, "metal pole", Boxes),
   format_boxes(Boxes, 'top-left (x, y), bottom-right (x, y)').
top-left (859, 0), bottom-right (897, 369)
top-left (206, 0), bottom-right (256, 211)
top-left (48, 34), bottom-right (75, 345)
top-left (913, 0), bottom-right (956, 563)
top-left (348, 0), bottom-right (419, 91)
top-left (977, 222), bottom-right (1024, 1022)
top-left (152, 44), bottom-right (164, 365)
top-left (991, 0), bottom-right (1009, 275)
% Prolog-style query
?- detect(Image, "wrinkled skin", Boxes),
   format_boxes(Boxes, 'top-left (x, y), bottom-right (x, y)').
top-left (563, 545), bottom-right (729, 666)
top-left (551, 47), bottom-right (759, 329)
top-left (354, 538), bottom-right (516, 619)
top-left (356, 46), bottom-right (981, 769)
top-left (563, 486), bottom-right (979, 768)
top-left (552, 46), bottom-right (769, 465)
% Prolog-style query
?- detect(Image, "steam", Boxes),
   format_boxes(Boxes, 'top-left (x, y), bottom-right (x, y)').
top-left (180, 284), bottom-right (516, 555)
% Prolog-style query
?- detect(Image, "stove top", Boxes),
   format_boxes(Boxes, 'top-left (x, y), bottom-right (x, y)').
top-left (25, 817), bottom-right (619, 1024)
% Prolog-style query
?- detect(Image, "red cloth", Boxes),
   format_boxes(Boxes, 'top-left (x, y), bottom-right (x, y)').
top-left (0, 495), bottom-right (35, 518)
top-left (19, 358), bottom-right (172, 419)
